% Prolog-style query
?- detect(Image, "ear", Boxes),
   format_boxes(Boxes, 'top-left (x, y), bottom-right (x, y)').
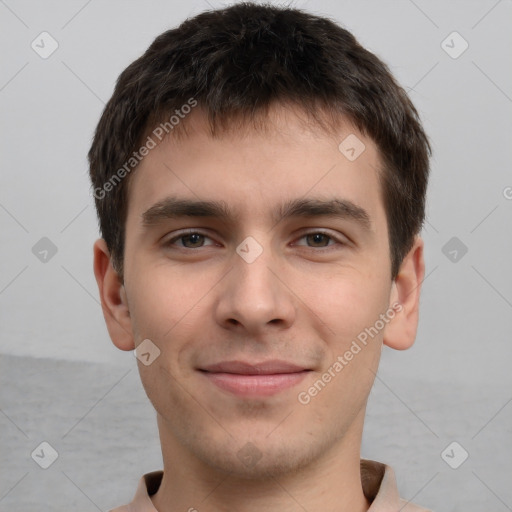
top-left (93, 238), bottom-right (134, 351)
top-left (383, 236), bottom-right (425, 351)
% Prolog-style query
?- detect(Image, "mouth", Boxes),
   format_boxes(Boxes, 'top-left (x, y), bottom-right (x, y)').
top-left (197, 360), bottom-right (312, 397)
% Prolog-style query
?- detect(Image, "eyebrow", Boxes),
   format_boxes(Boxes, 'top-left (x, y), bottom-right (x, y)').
top-left (141, 196), bottom-right (372, 231)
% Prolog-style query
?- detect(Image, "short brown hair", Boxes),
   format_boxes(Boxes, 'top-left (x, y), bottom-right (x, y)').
top-left (88, 2), bottom-right (431, 281)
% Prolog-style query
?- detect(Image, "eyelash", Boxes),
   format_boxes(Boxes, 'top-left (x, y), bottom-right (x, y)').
top-left (164, 229), bottom-right (345, 251)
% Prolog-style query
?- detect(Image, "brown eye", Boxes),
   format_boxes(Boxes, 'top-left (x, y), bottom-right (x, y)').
top-left (294, 231), bottom-right (342, 249)
top-left (305, 233), bottom-right (332, 247)
top-left (180, 233), bottom-right (205, 248)
top-left (165, 231), bottom-right (215, 249)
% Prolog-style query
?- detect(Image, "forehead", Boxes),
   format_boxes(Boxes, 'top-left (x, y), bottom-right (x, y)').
top-left (125, 104), bottom-right (385, 229)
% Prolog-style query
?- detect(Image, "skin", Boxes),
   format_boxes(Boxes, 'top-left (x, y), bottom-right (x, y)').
top-left (94, 104), bottom-right (425, 512)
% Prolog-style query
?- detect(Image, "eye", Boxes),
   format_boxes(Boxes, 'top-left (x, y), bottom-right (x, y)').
top-left (293, 231), bottom-right (343, 249)
top-left (163, 229), bottom-right (345, 251)
top-left (165, 230), bottom-right (216, 249)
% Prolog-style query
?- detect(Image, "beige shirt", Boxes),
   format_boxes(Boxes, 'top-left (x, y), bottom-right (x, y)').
top-left (110, 459), bottom-right (431, 512)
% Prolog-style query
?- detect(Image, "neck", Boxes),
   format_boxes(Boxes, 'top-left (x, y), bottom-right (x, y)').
top-left (151, 411), bottom-right (371, 512)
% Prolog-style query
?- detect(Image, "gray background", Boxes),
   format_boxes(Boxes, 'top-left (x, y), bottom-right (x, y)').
top-left (1, 0), bottom-right (511, 510)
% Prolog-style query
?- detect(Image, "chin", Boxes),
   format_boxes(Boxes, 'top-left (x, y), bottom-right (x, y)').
top-left (192, 432), bottom-right (325, 481)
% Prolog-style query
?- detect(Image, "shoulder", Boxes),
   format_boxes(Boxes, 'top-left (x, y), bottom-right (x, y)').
top-left (398, 497), bottom-right (434, 511)
top-left (108, 470), bottom-right (163, 512)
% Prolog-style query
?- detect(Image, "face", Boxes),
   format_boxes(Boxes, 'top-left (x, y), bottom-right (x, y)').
top-left (98, 105), bottom-right (422, 479)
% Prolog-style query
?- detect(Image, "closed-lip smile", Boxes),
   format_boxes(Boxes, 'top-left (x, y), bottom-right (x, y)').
top-left (198, 360), bottom-right (311, 397)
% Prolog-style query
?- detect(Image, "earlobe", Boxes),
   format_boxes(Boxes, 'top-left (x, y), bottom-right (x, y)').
top-left (93, 238), bottom-right (135, 351)
top-left (383, 236), bottom-right (425, 351)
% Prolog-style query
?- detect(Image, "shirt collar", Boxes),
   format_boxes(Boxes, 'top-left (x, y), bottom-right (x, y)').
top-left (110, 459), bottom-right (428, 512)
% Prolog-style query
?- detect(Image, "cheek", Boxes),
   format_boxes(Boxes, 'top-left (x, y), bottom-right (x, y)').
top-left (300, 268), bottom-right (390, 347)
top-left (128, 269), bottom-right (205, 416)
top-left (126, 256), bottom-right (210, 340)
top-left (300, 274), bottom-right (388, 417)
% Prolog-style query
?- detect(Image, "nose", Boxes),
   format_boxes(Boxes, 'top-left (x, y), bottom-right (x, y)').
top-left (214, 237), bottom-right (296, 335)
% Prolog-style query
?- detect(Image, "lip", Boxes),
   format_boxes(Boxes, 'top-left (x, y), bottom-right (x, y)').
top-left (200, 360), bottom-right (307, 375)
top-left (198, 360), bottom-right (311, 397)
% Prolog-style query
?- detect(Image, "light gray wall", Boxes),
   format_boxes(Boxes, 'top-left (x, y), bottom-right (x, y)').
top-left (1, 0), bottom-right (511, 510)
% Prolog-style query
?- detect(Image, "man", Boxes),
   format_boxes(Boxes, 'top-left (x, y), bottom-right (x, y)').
top-left (89, 2), bottom-right (432, 511)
